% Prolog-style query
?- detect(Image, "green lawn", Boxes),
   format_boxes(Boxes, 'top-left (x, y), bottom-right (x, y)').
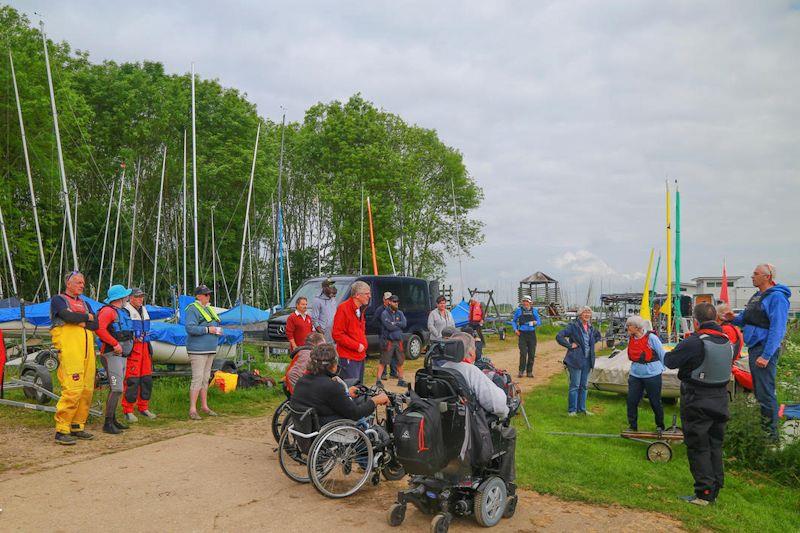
top-left (515, 373), bottom-right (800, 532)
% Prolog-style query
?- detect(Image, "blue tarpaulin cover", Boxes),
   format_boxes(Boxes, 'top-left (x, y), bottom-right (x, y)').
top-left (219, 304), bottom-right (271, 325)
top-left (0, 296), bottom-right (103, 326)
top-left (451, 299), bottom-right (470, 328)
top-left (148, 321), bottom-right (243, 346)
top-left (781, 404), bottom-right (800, 420)
top-left (145, 305), bottom-right (174, 320)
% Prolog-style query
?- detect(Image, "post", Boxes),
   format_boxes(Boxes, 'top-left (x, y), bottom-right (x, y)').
top-left (41, 22), bottom-right (78, 270)
top-left (10, 51), bottom-right (50, 298)
top-left (152, 146), bottom-right (167, 300)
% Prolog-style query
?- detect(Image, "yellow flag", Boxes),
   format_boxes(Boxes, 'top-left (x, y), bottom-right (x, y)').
top-left (640, 248), bottom-right (655, 322)
top-left (665, 182), bottom-right (673, 337)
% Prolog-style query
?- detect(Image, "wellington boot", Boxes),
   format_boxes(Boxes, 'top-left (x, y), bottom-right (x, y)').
top-left (112, 417), bottom-right (129, 430)
top-left (103, 418), bottom-right (122, 435)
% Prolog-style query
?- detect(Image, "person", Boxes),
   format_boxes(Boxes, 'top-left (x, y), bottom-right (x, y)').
top-left (184, 285), bottom-right (223, 420)
top-left (427, 296), bottom-right (455, 341)
top-left (715, 303), bottom-right (744, 361)
top-left (286, 296), bottom-right (313, 351)
top-left (123, 288), bottom-right (156, 422)
top-left (463, 325), bottom-right (484, 361)
top-left (95, 284), bottom-right (134, 434)
top-left (374, 292), bottom-right (398, 379)
top-left (556, 306), bottom-right (601, 416)
top-left (512, 296), bottom-right (541, 378)
top-left (310, 278), bottom-right (338, 342)
top-left (50, 272), bottom-right (98, 445)
top-left (665, 302), bottom-right (734, 505)
top-left (378, 294), bottom-right (408, 387)
top-left (291, 344), bottom-right (390, 427)
top-left (468, 297), bottom-right (485, 344)
top-left (332, 280), bottom-right (371, 383)
top-left (726, 264), bottom-right (791, 440)
top-left (284, 332), bottom-right (326, 395)
top-left (624, 315), bottom-right (666, 431)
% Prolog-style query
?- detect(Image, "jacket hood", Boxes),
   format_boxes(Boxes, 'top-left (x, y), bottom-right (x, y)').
top-left (765, 284), bottom-right (792, 299)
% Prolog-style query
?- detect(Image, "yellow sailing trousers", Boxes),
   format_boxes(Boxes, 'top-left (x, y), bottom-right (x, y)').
top-left (52, 324), bottom-right (96, 434)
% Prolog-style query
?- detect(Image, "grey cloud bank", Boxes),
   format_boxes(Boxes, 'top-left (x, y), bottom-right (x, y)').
top-left (14, 0), bottom-right (800, 303)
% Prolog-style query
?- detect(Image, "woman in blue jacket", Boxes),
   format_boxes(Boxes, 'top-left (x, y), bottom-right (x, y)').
top-left (556, 306), bottom-right (601, 416)
top-left (624, 315), bottom-right (666, 431)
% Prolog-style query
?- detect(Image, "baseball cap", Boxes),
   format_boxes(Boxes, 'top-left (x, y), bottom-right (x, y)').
top-left (389, 294), bottom-right (399, 302)
top-left (322, 278), bottom-right (336, 287)
top-left (129, 287), bottom-right (146, 297)
top-left (521, 295), bottom-right (532, 302)
top-left (194, 284), bottom-right (213, 295)
top-left (383, 291), bottom-right (393, 300)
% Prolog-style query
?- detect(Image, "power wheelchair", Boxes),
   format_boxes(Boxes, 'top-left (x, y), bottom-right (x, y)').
top-left (388, 339), bottom-right (520, 532)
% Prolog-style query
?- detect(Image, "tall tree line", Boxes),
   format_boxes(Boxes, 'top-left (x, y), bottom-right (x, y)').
top-left (0, 6), bottom-right (482, 307)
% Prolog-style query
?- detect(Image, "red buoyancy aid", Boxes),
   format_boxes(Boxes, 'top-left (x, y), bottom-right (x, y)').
top-left (469, 301), bottom-right (483, 322)
top-left (627, 332), bottom-right (658, 363)
top-left (720, 323), bottom-right (744, 361)
top-left (63, 293), bottom-right (88, 314)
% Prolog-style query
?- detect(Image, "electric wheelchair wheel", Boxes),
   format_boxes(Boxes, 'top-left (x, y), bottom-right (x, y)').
top-left (388, 502), bottom-right (406, 526)
top-left (308, 423), bottom-right (374, 498)
top-left (277, 425), bottom-right (311, 483)
top-left (431, 512), bottom-right (451, 533)
top-left (474, 476), bottom-right (507, 527)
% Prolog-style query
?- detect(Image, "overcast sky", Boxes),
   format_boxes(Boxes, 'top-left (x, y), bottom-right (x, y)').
top-left (12, 1), bottom-right (800, 304)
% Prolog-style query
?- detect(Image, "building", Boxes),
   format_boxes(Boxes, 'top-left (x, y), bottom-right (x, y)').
top-left (672, 276), bottom-right (800, 312)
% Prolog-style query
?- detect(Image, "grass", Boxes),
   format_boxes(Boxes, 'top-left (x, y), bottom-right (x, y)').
top-left (515, 372), bottom-right (800, 532)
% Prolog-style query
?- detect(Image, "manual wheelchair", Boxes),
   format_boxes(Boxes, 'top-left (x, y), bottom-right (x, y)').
top-left (387, 339), bottom-right (521, 532)
top-left (277, 384), bottom-right (406, 498)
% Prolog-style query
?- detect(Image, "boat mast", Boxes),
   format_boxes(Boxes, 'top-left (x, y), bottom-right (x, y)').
top-left (108, 164), bottom-right (126, 290)
top-left (127, 160), bottom-right (141, 287)
top-left (451, 175), bottom-right (464, 301)
top-left (237, 122), bottom-right (260, 303)
top-left (10, 51), bottom-right (50, 298)
top-left (152, 146), bottom-right (167, 300)
top-left (276, 113), bottom-right (286, 307)
top-left (359, 184), bottom-right (364, 275)
top-left (182, 129), bottom-right (188, 295)
top-left (96, 173), bottom-right (117, 297)
top-left (191, 63), bottom-right (200, 288)
top-left (211, 206), bottom-right (217, 306)
top-left (40, 21), bottom-right (78, 271)
top-left (0, 205), bottom-right (19, 297)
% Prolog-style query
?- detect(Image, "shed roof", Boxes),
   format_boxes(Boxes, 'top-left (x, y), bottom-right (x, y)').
top-left (520, 271), bottom-right (558, 284)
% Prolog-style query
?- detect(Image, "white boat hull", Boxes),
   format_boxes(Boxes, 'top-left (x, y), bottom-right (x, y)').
top-left (150, 341), bottom-right (238, 365)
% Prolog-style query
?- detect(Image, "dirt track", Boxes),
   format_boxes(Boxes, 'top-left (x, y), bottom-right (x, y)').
top-left (0, 340), bottom-right (684, 532)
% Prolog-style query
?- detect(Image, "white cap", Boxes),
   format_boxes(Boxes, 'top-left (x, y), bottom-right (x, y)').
top-left (521, 295), bottom-right (532, 302)
top-left (383, 291), bottom-right (392, 300)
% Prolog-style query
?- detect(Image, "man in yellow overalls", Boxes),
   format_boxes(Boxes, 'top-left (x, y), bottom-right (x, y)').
top-left (50, 272), bottom-right (98, 445)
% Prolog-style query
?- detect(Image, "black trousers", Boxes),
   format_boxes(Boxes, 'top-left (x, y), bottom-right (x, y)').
top-left (469, 322), bottom-right (485, 344)
top-left (518, 330), bottom-right (537, 374)
top-left (680, 383), bottom-right (729, 500)
top-left (626, 374), bottom-right (665, 430)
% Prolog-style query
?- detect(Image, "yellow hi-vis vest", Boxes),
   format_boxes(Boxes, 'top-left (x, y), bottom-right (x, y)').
top-left (187, 301), bottom-right (221, 323)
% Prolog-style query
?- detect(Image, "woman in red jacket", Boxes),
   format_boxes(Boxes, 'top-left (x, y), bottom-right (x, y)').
top-left (331, 280), bottom-right (372, 383)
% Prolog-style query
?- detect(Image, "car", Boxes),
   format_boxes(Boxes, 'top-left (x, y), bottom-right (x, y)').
top-left (264, 275), bottom-right (438, 360)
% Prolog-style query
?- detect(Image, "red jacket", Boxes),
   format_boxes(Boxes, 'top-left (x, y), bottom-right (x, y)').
top-left (286, 311), bottom-right (313, 347)
top-left (332, 298), bottom-right (367, 361)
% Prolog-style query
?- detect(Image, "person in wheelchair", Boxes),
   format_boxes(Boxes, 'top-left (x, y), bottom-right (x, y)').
top-left (291, 344), bottom-right (390, 427)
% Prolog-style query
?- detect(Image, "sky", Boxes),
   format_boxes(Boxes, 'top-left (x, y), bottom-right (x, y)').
top-left (11, 1), bottom-right (800, 305)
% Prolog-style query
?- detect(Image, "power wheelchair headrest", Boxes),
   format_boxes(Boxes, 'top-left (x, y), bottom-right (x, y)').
top-left (427, 339), bottom-right (465, 363)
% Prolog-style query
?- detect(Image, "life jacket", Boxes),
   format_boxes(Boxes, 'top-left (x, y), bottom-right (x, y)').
top-left (690, 329), bottom-right (734, 386)
top-left (627, 332), bottom-right (658, 363)
top-left (469, 301), bottom-right (483, 322)
top-left (99, 305), bottom-right (135, 356)
top-left (186, 301), bottom-right (221, 324)
top-left (50, 293), bottom-right (89, 328)
top-left (721, 323), bottom-right (744, 361)
top-left (516, 307), bottom-right (537, 328)
top-left (124, 303), bottom-right (151, 342)
top-left (742, 288), bottom-right (774, 329)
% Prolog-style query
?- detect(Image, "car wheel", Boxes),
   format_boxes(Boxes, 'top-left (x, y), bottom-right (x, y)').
top-left (405, 334), bottom-right (423, 360)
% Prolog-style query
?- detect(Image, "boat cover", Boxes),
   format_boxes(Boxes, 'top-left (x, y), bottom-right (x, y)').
top-left (218, 304), bottom-right (270, 325)
top-left (148, 321), bottom-right (242, 346)
top-left (451, 299), bottom-right (470, 328)
top-left (588, 347), bottom-right (682, 395)
top-left (0, 297), bottom-right (174, 324)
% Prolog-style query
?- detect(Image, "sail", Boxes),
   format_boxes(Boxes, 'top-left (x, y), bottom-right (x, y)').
top-left (664, 182), bottom-right (673, 337)
top-left (640, 249), bottom-right (655, 322)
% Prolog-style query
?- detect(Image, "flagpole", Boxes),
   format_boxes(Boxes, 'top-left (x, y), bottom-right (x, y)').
top-left (674, 181), bottom-right (682, 336)
top-left (665, 181), bottom-right (673, 340)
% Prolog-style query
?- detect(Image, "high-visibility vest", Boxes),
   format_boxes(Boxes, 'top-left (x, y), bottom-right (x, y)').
top-left (186, 301), bottom-right (221, 323)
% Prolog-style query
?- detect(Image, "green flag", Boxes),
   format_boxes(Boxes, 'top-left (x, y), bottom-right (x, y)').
top-left (674, 183), bottom-right (682, 335)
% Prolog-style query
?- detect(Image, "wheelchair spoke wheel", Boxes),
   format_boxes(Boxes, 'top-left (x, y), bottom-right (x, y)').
top-left (474, 476), bottom-right (507, 527)
top-left (271, 399), bottom-right (291, 443)
top-left (308, 425), bottom-right (373, 498)
top-left (278, 426), bottom-right (311, 483)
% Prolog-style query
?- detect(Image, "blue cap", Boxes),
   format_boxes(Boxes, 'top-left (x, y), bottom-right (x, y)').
top-left (105, 284), bottom-right (132, 304)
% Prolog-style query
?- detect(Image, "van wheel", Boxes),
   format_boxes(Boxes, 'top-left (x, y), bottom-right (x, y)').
top-left (405, 334), bottom-right (423, 360)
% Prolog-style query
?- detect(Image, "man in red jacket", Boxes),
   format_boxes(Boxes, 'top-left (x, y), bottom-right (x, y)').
top-left (332, 280), bottom-right (371, 383)
top-left (286, 296), bottom-right (313, 351)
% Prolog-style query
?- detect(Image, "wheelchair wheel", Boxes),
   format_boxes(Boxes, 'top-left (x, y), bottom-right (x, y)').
top-left (277, 425), bottom-right (311, 483)
top-left (308, 424), bottom-right (373, 498)
top-left (431, 512), bottom-right (451, 533)
top-left (387, 503), bottom-right (406, 527)
top-left (271, 399), bottom-right (291, 442)
top-left (474, 476), bottom-right (507, 527)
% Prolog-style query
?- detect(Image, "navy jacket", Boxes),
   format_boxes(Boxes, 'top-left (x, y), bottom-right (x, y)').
top-left (556, 319), bottom-right (602, 369)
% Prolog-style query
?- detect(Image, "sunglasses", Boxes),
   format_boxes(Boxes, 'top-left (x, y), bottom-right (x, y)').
top-left (65, 270), bottom-right (83, 282)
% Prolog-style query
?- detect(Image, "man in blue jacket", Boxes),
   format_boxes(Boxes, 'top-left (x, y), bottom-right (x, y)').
top-left (512, 296), bottom-right (540, 378)
top-left (726, 263), bottom-right (791, 439)
top-left (377, 294), bottom-right (408, 387)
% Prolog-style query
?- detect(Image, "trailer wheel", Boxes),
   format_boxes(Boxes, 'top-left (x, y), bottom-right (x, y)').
top-left (646, 441), bottom-right (672, 463)
top-left (21, 365), bottom-right (53, 405)
top-left (35, 349), bottom-right (60, 371)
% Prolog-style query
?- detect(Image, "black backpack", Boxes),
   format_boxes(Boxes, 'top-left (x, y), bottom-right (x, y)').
top-left (393, 390), bottom-right (447, 475)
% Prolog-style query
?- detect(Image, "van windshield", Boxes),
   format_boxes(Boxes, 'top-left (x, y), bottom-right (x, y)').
top-left (286, 278), bottom-right (355, 308)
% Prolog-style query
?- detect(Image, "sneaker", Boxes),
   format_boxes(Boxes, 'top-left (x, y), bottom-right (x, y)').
top-left (189, 411), bottom-right (202, 420)
top-left (140, 409), bottom-right (157, 420)
top-left (202, 408), bottom-right (218, 417)
top-left (103, 419), bottom-right (122, 435)
top-left (580, 411), bottom-right (595, 417)
top-left (517, 372), bottom-right (524, 378)
top-left (679, 495), bottom-right (712, 506)
top-left (55, 432), bottom-right (77, 445)
top-left (125, 413), bottom-right (139, 423)
top-left (624, 427), bottom-right (638, 433)
top-left (70, 430), bottom-right (95, 440)
top-left (567, 412), bottom-right (578, 417)
top-left (397, 379), bottom-right (408, 388)
top-left (526, 372), bottom-right (533, 378)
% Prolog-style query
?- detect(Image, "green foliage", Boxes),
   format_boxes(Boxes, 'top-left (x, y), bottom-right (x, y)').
top-left (725, 396), bottom-right (774, 469)
top-left (0, 6), bottom-right (482, 306)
